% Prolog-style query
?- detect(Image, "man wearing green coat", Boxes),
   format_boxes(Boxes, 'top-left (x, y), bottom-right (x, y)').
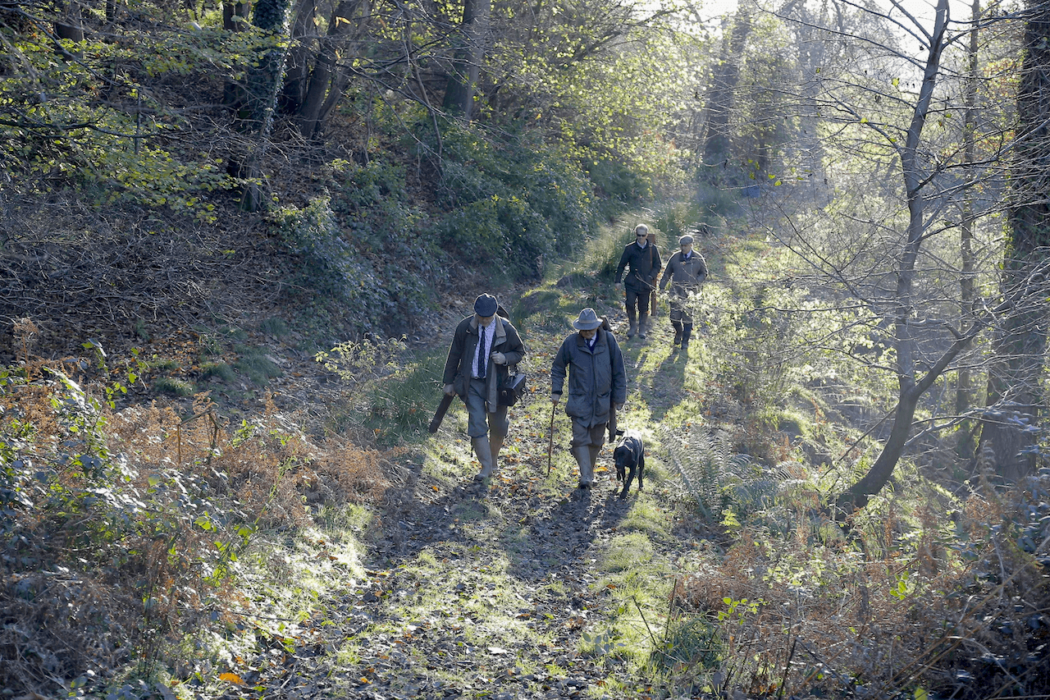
top-left (442, 294), bottom-right (526, 481)
top-left (551, 308), bottom-right (627, 489)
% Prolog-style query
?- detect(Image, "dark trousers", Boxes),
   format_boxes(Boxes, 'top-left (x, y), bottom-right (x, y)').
top-left (624, 285), bottom-right (651, 315)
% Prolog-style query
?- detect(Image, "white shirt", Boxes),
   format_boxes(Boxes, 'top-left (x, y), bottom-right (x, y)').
top-left (473, 320), bottom-right (496, 378)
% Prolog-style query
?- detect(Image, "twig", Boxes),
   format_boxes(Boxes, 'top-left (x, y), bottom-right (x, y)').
top-left (633, 595), bottom-right (660, 648)
top-left (777, 637), bottom-right (797, 699)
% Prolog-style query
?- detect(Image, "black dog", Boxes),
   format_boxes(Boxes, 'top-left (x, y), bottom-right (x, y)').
top-left (612, 430), bottom-right (645, 499)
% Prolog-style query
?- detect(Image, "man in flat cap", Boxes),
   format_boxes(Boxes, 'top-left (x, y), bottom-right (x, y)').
top-left (551, 308), bottom-right (627, 489)
top-left (442, 294), bottom-right (526, 481)
top-left (614, 224), bottom-right (662, 339)
top-left (659, 233), bottom-right (708, 350)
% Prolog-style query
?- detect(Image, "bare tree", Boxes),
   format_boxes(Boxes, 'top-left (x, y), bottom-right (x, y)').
top-left (755, 0), bottom-right (1032, 512)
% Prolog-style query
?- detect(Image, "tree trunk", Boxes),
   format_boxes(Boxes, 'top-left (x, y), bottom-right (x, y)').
top-left (238, 0), bottom-right (294, 211)
top-left (223, 1), bottom-right (253, 110)
top-left (280, 0), bottom-right (319, 115)
top-left (955, 0), bottom-right (981, 459)
top-left (298, 0), bottom-right (371, 138)
top-left (699, 9), bottom-right (752, 173)
top-left (978, 0), bottom-right (1050, 482)
top-left (835, 0), bottom-right (950, 514)
top-left (55, 0), bottom-right (85, 44)
top-left (443, 0), bottom-right (491, 120)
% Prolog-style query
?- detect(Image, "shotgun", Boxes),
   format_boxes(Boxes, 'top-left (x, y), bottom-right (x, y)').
top-left (428, 393), bottom-right (456, 434)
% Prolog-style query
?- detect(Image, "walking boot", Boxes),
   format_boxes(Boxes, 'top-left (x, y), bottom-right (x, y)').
top-left (681, 323), bottom-right (693, 350)
top-left (672, 321), bottom-right (683, 346)
top-left (638, 311), bottom-right (649, 339)
top-left (574, 445), bottom-right (594, 488)
top-left (626, 307), bottom-right (637, 339)
top-left (472, 436), bottom-right (495, 481)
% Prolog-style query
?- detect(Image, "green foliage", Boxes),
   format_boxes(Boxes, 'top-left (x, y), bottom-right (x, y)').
top-left (317, 338), bottom-right (441, 444)
top-left (433, 122), bottom-right (599, 279)
top-left (364, 348), bottom-right (445, 445)
top-left (663, 425), bottom-right (778, 521)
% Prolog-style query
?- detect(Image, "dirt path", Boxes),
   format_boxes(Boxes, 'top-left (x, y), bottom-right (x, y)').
top-left (208, 289), bottom-right (704, 700)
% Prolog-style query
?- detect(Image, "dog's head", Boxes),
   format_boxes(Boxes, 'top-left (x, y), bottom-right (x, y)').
top-left (613, 442), bottom-right (636, 470)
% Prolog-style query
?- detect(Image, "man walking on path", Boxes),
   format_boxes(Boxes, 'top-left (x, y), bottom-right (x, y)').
top-left (614, 224), bottom-right (662, 339)
top-left (550, 308), bottom-right (627, 489)
top-left (442, 294), bottom-right (526, 482)
top-left (659, 233), bottom-right (708, 350)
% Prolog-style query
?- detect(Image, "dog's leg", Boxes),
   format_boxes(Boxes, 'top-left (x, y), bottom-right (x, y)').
top-left (620, 460), bottom-right (635, 499)
top-left (638, 454), bottom-right (645, 491)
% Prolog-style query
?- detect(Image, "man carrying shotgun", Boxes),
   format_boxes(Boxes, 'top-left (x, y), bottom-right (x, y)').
top-left (441, 294), bottom-right (526, 482)
top-left (550, 308), bottom-right (627, 489)
top-left (614, 224), bottom-right (662, 340)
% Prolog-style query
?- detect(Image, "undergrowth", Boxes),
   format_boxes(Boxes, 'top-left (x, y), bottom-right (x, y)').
top-left (0, 348), bottom-right (391, 695)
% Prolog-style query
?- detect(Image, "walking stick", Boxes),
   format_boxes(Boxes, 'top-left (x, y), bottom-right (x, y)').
top-left (546, 401), bottom-right (556, 477)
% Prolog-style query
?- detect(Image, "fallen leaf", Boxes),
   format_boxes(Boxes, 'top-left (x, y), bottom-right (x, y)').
top-left (219, 673), bottom-right (244, 685)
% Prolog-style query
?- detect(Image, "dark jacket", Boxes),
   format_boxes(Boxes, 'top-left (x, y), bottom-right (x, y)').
top-left (615, 241), bottom-right (662, 291)
top-left (659, 250), bottom-right (708, 296)
top-left (442, 315), bottom-right (526, 411)
top-left (551, 330), bottom-right (627, 428)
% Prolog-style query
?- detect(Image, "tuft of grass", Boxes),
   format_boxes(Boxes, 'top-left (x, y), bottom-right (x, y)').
top-left (601, 532), bottom-right (653, 572)
top-left (200, 361), bottom-right (235, 382)
top-left (233, 346), bottom-right (283, 386)
top-left (364, 346), bottom-right (445, 445)
top-left (133, 317), bottom-right (150, 342)
top-left (259, 317), bottom-right (290, 337)
top-left (149, 357), bottom-right (180, 372)
top-left (154, 376), bottom-right (195, 396)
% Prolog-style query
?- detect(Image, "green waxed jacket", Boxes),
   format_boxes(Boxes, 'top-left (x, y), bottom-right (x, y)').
top-left (550, 330), bottom-right (627, 428)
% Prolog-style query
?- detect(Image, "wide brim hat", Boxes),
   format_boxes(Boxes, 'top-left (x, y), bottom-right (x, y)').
top-left (474, 294), bottom-right (498, 316)
top-left (572, 308), bottom-right (602, 330)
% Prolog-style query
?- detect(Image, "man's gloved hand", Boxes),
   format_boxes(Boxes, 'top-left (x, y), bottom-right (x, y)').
top-left (490, 352), bottom-right (506, 365)
top-left (552, 393), bottom-right (561, 405)
top-left (443, 383), bottom-right (456, 396)
top-left (615, 403), bottom-right (624, 411)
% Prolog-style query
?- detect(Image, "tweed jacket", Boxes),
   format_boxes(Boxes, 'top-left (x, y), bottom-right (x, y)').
top-left (659, 250), bottom-right (708, 296)
top-left (442, 315), bottom-right (525, 412)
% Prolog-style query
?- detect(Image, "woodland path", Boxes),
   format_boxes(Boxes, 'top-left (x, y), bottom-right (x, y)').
top-left (242, 300), bottom-right (702, 700)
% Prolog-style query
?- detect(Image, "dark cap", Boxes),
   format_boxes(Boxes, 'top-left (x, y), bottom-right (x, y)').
top-left (474, 294), bottom-right (498, 317)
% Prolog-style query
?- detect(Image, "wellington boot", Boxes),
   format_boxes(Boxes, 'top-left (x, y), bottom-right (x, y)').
top-left (473, 436), bottom-right (495, 481)
top-left (681, 323), bottom-right (693, 350)
top-left (672, 321), bottom-right (683, 346)
top-left (574, 445), bottom-right (594, 488)
top-left (626, 307), bottom-right (637, 339)
top-left (489, 433), bottom-right (505, 474)
top-left (588, 445), bottom-right (602, 476)
top-left (638, 312), bottom-right (649, 339)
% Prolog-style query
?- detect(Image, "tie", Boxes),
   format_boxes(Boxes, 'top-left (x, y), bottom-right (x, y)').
top-left (477, 325), bottom-right (486, 379)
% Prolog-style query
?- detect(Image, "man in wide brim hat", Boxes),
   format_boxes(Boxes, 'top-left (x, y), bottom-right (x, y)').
top-left (550, 308), bottom-right (628, 488)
